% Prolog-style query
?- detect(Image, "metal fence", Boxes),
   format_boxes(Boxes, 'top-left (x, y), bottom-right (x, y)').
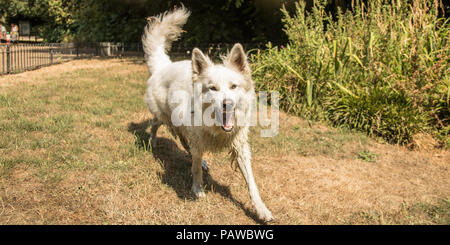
top-left (0, 43), bottom-right (108, 75)
top-left (0, 42), bottom-right (267, 75)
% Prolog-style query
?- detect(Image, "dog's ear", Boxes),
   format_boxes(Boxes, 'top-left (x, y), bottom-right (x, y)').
top-left (192, 48), bottom-right (211, 76)
top-left (226, 43), bottom-right (250, 75)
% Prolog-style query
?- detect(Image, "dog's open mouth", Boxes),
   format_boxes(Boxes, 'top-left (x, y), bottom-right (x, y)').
top-left (221, 110), bottom-right (234, 132)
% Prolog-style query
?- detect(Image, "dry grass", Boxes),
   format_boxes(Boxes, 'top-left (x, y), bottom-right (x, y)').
top-left (0, 58), bottom-right (449, 224)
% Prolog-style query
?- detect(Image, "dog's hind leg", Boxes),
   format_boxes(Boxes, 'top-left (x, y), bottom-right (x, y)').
top-left (232, 141), bottom-right (274, 222)
top-left (150, 118), bottom-right (162, 149)
top-left (179, 135), bottom-right (191, 154)
top-left (201, 160), bottom-right (209, 172)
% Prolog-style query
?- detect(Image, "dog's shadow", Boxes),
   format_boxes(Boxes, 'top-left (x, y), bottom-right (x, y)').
top-left (127, 119), bottom-right (263, 224)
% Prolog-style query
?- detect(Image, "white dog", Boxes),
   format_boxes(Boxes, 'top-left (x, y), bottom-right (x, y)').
top-left (142, 6), bottom-right (274, 222)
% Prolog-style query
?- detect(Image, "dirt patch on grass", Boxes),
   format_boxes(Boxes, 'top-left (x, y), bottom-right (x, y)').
top-left (0, 58), bottom-right (448, 224)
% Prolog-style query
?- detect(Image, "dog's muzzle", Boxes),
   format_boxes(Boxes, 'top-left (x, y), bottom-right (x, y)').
top-left (221, 99), bottom-right (235, 132)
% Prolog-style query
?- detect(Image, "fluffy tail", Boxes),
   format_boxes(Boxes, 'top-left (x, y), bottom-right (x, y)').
top-left (142, 6), bottom-right (190, 74)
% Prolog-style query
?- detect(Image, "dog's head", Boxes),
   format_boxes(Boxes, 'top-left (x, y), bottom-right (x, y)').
top-left (191, 43), bottom-right (254, 133)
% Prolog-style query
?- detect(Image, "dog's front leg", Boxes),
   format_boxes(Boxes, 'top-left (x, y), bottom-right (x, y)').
top-left (234, 143), bottom-right (274, 222)
top-left (191, 149), bottom-right (206, 198)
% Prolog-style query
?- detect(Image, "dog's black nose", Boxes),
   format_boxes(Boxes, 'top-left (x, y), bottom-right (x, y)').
top-left (223, 99), bottom-right (234, 111)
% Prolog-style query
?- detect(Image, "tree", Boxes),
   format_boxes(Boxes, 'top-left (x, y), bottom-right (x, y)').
top-left (0, 0), bottom-right (76, 42)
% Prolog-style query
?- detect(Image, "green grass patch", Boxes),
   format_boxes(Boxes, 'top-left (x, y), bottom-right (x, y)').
top-left (351, 199), bottom-right (450, 225)
top-left (357, 150), bottom-right (377, 162)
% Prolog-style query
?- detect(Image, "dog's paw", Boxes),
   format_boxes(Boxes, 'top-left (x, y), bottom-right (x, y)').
top-left (191, 185), bottom-right (206, 198)
top-left (257, 208), bottom-right (274, 223)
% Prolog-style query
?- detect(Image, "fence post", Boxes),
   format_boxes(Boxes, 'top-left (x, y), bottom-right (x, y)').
top-left (49, 46), bottom-right (53, 65)
top-left (6, 45), bottom-right (10, 74)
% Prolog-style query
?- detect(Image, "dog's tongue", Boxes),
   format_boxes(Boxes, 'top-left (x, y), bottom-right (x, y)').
top-left (223, 111), bottom-right (234, 130)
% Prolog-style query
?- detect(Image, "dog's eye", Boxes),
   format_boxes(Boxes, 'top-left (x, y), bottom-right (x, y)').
top-left (230, 84), bottom-right (237, 90)
top-left (209, 86), bottom-right (218, 91)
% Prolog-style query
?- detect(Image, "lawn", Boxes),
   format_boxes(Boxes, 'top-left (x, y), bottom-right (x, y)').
top-left (0, 58), bottom-right (449, 224)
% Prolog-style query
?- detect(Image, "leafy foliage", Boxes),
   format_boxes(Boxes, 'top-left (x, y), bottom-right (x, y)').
top-left (0, 0), bottom-right (77, 42)
top-left (1, 0), bottom-right (291, 44)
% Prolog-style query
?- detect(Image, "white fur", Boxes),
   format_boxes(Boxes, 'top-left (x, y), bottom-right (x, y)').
top-left (142, 6), bottom-right (274, 222)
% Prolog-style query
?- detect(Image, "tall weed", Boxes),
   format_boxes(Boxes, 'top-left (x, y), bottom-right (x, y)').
top-left (251, 0), bottom-right (449, 146)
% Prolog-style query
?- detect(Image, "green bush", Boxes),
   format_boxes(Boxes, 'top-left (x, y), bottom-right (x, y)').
top-left (251, 0), bottom-right (449, 146)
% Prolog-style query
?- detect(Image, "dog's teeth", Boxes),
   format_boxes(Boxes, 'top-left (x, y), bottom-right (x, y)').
top-left (222, 111), bottom-right (234, 130)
